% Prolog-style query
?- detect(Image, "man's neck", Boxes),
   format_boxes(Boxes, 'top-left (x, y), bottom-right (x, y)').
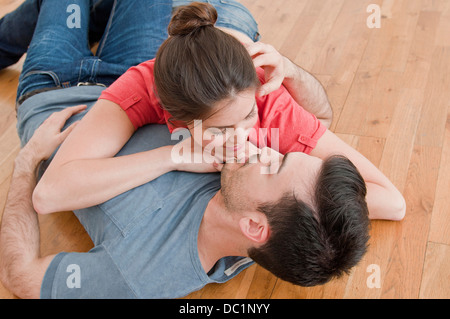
top-left (197, 191), bottom-right (247, 273)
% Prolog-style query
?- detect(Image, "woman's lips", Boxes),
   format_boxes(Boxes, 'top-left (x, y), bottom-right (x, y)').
top-left (226, 144), bottom-right (243, 151)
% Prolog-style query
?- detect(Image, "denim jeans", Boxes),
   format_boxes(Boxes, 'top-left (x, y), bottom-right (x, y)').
top-left (172, 0), bottom-right (260, 42)
top-left (15, 0), bottom-right (173, 101)
top-left (0, 0), bottom-right (114, 70)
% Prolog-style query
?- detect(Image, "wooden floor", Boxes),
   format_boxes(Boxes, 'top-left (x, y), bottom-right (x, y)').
top-left (0, 0), bottom-right (449, 299)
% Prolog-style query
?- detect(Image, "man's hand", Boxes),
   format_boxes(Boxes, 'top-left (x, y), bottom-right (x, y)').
top-left (246, 41), bottom-right (333, 128)
top-left (22, 105), bottom-right (87, 163)
top-left (0, 105), bottom-right (86, 298)
top-left (245, 42), bottom-right (291, 97)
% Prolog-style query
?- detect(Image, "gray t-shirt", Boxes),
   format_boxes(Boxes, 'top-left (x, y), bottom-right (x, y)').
top-left (17, 87), bottom-right (254, 298)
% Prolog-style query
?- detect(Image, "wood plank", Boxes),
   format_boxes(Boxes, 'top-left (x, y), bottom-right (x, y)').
top-left (402, 11), bottom-right (439, 90)
top-left (419, 242), bottom-right (450, 298)
top-left (321, 0), bottom-right (374, 131)
top-left (433, 0), bottom-right (450, 47)
top-left (335, 1), bottom-right (438, 138)
top-left (382, 0), bottom-right (423, 73)
top-left (428, 108), bottom-right (450, 245)
top-left (377, 89), bottom-right (424, 192)
top-left (277, 0), bottom-right (326, 61)
top-left (311, 0), bottom-right (366, 76)
top-left (414, 46), bottom-right (450, 147)
top-left (292, 0), bottom-right (346, 71)
top-left (380, 145), bottom-right (441, 298)
top-left (0, 121), bottom-right (20, 186)
top-left (245, 0), bottom-right (308, 50)
top-left (245, 265), bottom-right (277, 298)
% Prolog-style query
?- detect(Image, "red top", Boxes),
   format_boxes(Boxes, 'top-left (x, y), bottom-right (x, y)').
top-left (99, 59), bottom-right (326, 154)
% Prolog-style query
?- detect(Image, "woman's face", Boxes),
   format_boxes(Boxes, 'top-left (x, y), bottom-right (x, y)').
top-left (187, 88), bottom-right (258, 161)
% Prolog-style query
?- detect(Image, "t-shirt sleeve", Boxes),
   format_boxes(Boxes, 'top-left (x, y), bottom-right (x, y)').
top-left (98, 59), bottom-right (166, 130)
top-left (255, 68), bottom-right (327, 155)
top-left (40, 247), bottom-right (136, 299)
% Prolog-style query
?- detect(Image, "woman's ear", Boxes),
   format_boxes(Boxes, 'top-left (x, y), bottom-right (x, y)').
top-left (239, 212), bottom-right (270, 244)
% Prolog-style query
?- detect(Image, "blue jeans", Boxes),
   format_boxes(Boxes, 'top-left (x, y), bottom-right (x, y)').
top-left (13, 0), bottom-right (260, 102)
top-left (0, 0), bottom-right (113, 70)
top-left (2, 0), bottom-right (260, 71)
top-left (172, 0), bottom-right (260, 42)
top-left (16, 0), bottom-right (173, 101)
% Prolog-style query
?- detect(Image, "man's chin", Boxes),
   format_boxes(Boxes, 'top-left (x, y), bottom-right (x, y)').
top-left (219, 162), bottom-right (238, 191)
top-left (221, 161), bottom-right (245, 174)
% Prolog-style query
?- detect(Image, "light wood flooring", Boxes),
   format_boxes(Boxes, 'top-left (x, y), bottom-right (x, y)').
top-left (0, 0), bottom-right (449, 299)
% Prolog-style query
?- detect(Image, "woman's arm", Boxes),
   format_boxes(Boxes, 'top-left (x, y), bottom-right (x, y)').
top-left (310, 130), bottom-right (406, 221)
top-left (33, 99), bottom-right (177, 214)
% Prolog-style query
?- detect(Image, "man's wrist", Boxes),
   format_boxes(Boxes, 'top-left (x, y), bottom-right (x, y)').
top-left (15, 146), bottom-right (42, 173)
top-left (282, 56), bottom-right (302, 83)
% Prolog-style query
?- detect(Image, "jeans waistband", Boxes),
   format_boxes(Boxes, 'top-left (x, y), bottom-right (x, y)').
top-left (16, 82), bottom-right (106, 109)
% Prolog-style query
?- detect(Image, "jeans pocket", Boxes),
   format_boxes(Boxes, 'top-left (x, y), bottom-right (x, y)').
top-left (17, 70), bottom-right (62, 99)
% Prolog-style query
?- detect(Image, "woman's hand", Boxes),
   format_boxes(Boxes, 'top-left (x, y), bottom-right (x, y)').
top-left (172, 137), bottom-right (265, 174)
top-left (171, 136), bottom-right (222, 173)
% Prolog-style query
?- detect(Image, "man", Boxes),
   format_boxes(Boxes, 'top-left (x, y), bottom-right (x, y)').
top-left (0, 0), bottom-right (400, 298)
top-left (1, 105), bottom-right (371, 298)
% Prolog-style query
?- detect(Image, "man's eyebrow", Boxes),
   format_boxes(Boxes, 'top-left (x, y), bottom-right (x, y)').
top-left (207, 101), bottom-right (257, 129)
top-left (277, 153), bottom-right (291, 174)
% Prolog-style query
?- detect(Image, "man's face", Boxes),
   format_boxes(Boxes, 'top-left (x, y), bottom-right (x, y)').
top-left (220, 151), bottom-right (323, 213)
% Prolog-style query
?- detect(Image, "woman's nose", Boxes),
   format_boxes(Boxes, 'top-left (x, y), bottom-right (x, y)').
top-left (227, 126), bottom-right (250, 144)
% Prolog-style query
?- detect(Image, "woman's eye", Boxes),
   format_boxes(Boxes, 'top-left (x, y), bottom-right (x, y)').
top-left (245, 108), bottom-right (257, 120)
top-left (212, 129), bottom-right (226, 136)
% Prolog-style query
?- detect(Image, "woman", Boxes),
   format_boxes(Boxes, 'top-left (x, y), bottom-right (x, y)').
top-left (34, 1), bottom-right (405, 221)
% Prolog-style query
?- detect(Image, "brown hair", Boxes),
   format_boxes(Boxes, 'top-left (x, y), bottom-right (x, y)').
top-left (249, 155), bottom-right (370, 287)
top-left (154, 2), bottom-right (260, 126)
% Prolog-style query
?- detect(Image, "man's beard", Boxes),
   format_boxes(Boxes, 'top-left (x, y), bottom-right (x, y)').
top-left (220, 163), bottom-right (243, 212)
top-left (219, 163), bottom-right (250, 213)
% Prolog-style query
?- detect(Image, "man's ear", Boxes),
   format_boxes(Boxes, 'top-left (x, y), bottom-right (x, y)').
top-left (239, 212), bottom-right (270, 244)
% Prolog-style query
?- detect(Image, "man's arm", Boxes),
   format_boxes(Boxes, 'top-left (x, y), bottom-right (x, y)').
top-left (281, 58), bottom-right (333, 128)
top-left (246, 42), bottom-right (333, 128)
top-left (0, 106), bottom-right (82, 298)
top-left (311, 130), bottom-right (406, 221)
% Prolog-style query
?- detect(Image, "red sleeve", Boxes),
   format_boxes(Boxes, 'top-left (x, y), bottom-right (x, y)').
top-left (254, 68), bottom-right (327, 155)
top-left (98, 59), bottom-right (167, 130)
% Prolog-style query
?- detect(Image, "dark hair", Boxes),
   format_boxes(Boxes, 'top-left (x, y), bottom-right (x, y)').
top-left (248, 155), bottom-right (370, 287)
top-left (154, 2), bottom-right (260, 126)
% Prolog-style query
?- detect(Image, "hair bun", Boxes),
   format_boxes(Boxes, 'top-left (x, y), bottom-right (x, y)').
top-left (168, 2), bottom-right (218, 36)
